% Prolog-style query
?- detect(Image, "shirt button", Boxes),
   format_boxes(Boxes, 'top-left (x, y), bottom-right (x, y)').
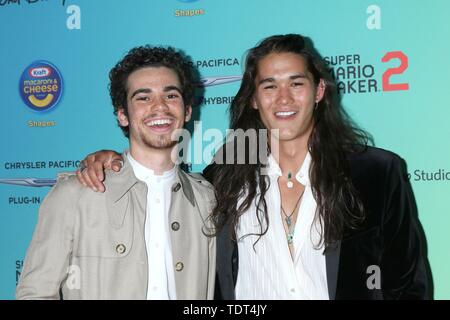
top-left (154, 243), bottom-right (159, 248)
top-left (155, 198), bottom-right (160, 204)
top-left (171, 222), bottom-right (180, 231)
top-left (290, 288), bottom-right (296, 293)
top-left (116, 244), bottom-right (126, 254)
top-left (175, 262), bottom-right (184, 271)
top-left (172, 182), bottom-right (181, 192)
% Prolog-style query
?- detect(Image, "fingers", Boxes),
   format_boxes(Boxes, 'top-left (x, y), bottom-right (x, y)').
top-left (105, 151), bottom-right (123, 171)
top-left (75, 159), bottom-right (89, 185)
top-left (83, 153), bottom-right (106, 192)
top-left (111, 159), bottom-right (124, 172)
top-left (75, 156), bottom-right (106, 193)
top-left (75, 169), bottom-right (98, 192)
top-left (76, 166), bottom-right (88, 188)
top-left (89, 160), bottom-right (106, 192)
top-left (76, 150), bottom-right (122, 192)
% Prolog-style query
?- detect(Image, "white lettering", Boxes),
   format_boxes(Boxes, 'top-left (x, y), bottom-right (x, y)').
top-left (366, 5), bottom-right (381, 30)
top-left (66, 5), bottom-right (81, 30)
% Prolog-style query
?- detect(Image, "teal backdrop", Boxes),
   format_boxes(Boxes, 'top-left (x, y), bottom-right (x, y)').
top-left (1, 0), bottom-right (449, 299)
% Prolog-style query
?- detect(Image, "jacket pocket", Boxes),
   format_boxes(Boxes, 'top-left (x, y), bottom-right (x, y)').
top-left (74, 195), bottom-right (135, 258)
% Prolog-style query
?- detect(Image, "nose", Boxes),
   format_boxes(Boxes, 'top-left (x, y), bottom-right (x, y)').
top-left (152, 95), bottom-right (170, 112)
top-left (276, 85), bottom-right (294, 105)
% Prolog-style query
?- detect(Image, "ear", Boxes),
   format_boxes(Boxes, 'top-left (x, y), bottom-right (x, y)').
top-left (117, 108), bottom-right (129, 127)
top-left (251, 97), bottom-right (259, 110)
top-left (315, 79), bottom-right (326, 103)
top-left (184, 105), bottom-right (192, 122)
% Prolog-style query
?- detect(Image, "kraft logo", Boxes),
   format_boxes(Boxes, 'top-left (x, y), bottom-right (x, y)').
top-left (29, 67), bottom-right (52, 78)
top-left (19, 60), bottom-right (64, 112)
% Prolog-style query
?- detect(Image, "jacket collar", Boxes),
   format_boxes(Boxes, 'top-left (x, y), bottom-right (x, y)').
top-left (106, 153), bottom-right (196, 207)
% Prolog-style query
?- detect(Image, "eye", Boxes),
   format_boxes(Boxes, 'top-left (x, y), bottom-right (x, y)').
top-left (136, 96), bottom-right (150, 101)
top-left (263, 85), bottom-right (276, 90)
top-left (291, 82), bottom-right (304, 87)
top-left (167, 93), bottom-right (181, 99)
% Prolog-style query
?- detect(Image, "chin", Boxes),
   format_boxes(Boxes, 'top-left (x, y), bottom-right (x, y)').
top-left (149, 142), bottom-right (177, 150)
top-left (144, 136), bottom-right (178, 149)
top-left (275, 129), bottom-right (297, 139)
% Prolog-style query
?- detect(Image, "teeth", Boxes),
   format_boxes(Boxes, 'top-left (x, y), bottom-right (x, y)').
top-left (275, 111), bottom-right (296, 116)
top-left (147, 119), bottom-right (172, 126)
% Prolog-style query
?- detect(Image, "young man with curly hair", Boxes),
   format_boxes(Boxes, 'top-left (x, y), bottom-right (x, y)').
top-left (16, 46), bottom-right (216, 300)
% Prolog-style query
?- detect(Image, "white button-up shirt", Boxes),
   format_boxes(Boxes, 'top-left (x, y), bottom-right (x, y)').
top-left (235, 153), bottom-right (329, 299)
top-left (127, 153), bottom-right (177, 300)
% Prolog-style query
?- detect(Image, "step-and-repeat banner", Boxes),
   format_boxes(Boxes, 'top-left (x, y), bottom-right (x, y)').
top-left (1, 0), bottom-right (449, 299)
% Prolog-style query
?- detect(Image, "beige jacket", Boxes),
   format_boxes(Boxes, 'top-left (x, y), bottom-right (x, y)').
top-left (16, 156), bottom-right (216, 300)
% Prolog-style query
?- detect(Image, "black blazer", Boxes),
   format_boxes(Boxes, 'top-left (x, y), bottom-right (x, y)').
top-left (205, 146), bottom-right (432, 300)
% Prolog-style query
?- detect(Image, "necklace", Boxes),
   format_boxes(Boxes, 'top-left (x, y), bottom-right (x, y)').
top-left (287, 172), bottom-right (294, 188)
top-left (281, 188), bottom-right (305, 245)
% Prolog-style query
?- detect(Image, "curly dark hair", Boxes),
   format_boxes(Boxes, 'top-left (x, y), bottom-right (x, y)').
top-left (204, 34), bottom-right (372, 248)
top-left (109, 45), bottom-right (197, 137)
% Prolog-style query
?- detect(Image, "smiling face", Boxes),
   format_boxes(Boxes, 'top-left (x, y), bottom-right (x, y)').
top-left (117, 66), bottom-right (192, 151)
top-left (252, 52), bottom-right (324, 144)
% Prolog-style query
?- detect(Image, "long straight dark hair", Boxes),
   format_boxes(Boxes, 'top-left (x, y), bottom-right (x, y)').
top-left (204, 34), bottom-right (370, 248)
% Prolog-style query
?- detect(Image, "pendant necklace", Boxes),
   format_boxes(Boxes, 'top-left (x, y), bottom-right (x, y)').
top-left (281, 188), bottom-right (305, 245)
top-left (287, 172), bottom-right (293, 188)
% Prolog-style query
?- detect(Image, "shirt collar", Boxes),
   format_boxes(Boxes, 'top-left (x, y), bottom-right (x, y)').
top-left (126, 152), bottom-right (176, 183)
top-left (265, 152), bottom-right (311, 186)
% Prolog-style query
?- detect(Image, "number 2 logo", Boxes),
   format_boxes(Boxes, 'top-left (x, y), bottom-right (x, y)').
top-left (381, 51), bottom-right (409, 91)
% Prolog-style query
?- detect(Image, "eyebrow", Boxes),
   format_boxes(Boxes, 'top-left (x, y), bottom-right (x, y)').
top-left (164, 85), bottom-right (183, 95)
top-left (130, 88), bottom-right (151, 100)
top-left (130, 86), bottom-right (183, 100)
top-left (257, 73), bottom-right (308, 85)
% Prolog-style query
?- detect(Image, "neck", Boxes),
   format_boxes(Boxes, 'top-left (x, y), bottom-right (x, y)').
top-left (270, 131), bottom-right (310, 176)
top-left (129, 143), bottom-right (175, 175)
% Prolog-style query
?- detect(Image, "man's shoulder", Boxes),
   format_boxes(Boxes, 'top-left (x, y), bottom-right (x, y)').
top-left (53, 172), bottom-right (84, 192)
top-left (52, 171), bottom-right (108, 200)
top-left (39, 172), bottom-right (89, 210)
top-left (348, 145), bottom-right (404, 171)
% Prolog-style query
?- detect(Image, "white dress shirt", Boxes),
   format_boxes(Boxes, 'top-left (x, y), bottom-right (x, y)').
top-left (235, 153), bottom-right (329, 300)
top-left (127, 153), bottom-right (177, 300)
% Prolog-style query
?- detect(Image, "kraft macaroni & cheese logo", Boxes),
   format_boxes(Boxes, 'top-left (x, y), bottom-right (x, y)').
top-left (19, 61), bottom-right (63, 112)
